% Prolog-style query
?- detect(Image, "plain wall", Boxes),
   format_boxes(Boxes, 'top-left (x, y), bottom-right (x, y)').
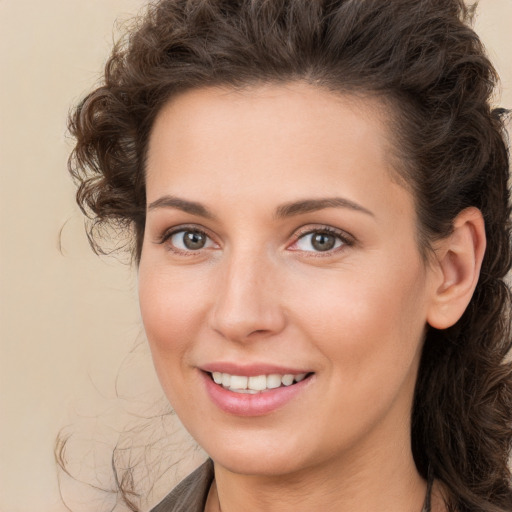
top-left (1, 1), bottom-right (511, 511)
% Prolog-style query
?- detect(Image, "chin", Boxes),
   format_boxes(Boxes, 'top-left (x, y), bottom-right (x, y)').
top-left (211, 448), bottom-right (308, 477)
top-left (193, 425), bottom-right (326, 478)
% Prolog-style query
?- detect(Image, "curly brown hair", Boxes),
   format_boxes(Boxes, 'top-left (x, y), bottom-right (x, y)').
top-left (66, 0), bottom-right (512, 510)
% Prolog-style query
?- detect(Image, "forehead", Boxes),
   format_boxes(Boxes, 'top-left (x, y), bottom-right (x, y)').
top-left (148, 82), bottom-right (394, 159)
top-left (145, 82), bottom-right (413, 225)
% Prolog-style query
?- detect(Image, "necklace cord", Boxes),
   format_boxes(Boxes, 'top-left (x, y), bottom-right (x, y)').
top-left (421, 464), bottom-right (434, 512)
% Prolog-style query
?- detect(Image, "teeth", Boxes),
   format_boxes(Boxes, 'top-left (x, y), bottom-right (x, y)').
top-left (281, 374), bottom-right (294, 386)
top-left (267, 374), bottom-right (282, 389)
top-left (210, 371), bottom-right (309, 393)
top-left (248, 375), bottom-right (267, 390)
top-left (230, 375), bottom-right (248, 389)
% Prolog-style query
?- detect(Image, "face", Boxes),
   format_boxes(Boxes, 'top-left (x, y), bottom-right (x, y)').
top-left (139, 83), bottom-right (438, 478)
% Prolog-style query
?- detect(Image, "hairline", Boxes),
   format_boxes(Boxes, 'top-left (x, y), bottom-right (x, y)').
top-left (138, 79), bottom-right (432, 263)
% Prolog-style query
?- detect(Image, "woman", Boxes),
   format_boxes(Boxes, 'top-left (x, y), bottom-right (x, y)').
top-left (66, 0), bottom-right (512, 511)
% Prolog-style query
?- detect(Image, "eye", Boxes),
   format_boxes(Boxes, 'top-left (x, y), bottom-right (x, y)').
top-left (164, 228), bottom-right (217, 252)
top-left (290, 228), bottom-right (350, 253)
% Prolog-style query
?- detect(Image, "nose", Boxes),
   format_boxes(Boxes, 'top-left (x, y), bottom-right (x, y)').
top-left (208, 249), bottom-right (287, 343)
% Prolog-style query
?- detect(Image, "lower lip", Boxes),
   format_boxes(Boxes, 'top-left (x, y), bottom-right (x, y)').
top-left (201, 372), bottom-right (312, 417)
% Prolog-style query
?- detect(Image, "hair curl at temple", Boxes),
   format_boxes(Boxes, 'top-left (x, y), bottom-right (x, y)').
top-left (65, 1), bottom-right (512, 510)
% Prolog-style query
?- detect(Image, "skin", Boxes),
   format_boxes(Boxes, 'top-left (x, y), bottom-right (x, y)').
top-left (138, 82), bottom-right (485, 512)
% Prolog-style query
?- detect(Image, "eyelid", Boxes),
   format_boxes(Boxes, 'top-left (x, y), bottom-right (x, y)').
top-left (153, 223), bottom-right (354, 255)
top-left (155, 224), bottom-right (219, 252)
top-left (287, 225), bottom-right (355, 253)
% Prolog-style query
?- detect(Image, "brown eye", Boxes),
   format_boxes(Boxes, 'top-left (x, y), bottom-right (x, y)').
top-left (293, 229), bottom-right (346, 253)
top-left (169, 229), bottom-right (214, 251)
top-left (311, 233), bottom-right (336, 251)
top-left (183, 231), bottom-right (206, 249)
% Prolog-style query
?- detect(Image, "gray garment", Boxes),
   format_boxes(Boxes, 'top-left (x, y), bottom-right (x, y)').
top-left (149, 459), bottom-right (433, 512)
top-left (150, 460), bottom-right (214, 512)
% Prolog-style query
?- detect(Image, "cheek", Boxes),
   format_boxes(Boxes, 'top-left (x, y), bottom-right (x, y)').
top-left (138, 264), bottom-right (206, 365)
top-left (138, 264), bottom-right (213, 416)
top-left (289, 256), bottom-right (428, 383)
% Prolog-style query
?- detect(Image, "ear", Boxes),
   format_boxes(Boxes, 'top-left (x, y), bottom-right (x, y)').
top-left (426, 207), bottom-right (486, 330)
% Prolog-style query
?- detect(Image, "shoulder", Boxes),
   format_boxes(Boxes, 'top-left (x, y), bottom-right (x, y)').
top-left (150, 459), bottom-right (214, 512)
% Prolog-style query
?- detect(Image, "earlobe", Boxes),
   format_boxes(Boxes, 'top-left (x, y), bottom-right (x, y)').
top-left (426, 207), bottom-right (486, 330)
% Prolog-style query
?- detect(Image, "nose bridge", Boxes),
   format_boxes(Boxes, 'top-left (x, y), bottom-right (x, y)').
top-left (209, 244), bottom-right (285, 342)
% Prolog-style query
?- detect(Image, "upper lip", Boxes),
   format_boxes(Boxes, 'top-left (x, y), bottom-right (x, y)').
top-left (200, 362), bottom-right (312, 377)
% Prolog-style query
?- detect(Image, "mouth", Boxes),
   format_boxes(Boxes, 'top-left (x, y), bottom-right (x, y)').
top-left (207, 371), bottom-right (313, 394)
top-left (201, 366), bottom-right (315, 416)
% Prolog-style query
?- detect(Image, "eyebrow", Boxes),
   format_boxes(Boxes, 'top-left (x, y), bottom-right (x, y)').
top-left (274, 197), bottom-right (374, 219)
top-left (147, 196), bottom-right (215, 219)
top-left (147, 195), bottom-right (374, 219)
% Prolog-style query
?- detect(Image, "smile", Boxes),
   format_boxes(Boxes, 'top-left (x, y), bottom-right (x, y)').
top-left (211, 372), bottom-right (309, 393)
top-left (201, 368), bottom-right (314, 416)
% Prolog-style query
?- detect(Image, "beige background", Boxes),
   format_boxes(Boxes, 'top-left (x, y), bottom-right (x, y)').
top-left (1, 1), bottom-right (511, 511)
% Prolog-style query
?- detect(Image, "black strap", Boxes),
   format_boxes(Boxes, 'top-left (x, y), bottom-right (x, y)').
top-left (421, 465), bottom-right (434, 512)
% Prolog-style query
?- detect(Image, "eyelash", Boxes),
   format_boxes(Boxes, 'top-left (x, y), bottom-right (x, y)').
top-left (157, 225), bottom-right (217, 256)
top-left (288, 226), bottom-right (354, 255)
top-left (156, 225), bottom-right (354, 256)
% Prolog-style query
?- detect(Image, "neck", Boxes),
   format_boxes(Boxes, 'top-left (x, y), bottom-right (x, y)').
top-left (207, 433), bottom-right (427, 512)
